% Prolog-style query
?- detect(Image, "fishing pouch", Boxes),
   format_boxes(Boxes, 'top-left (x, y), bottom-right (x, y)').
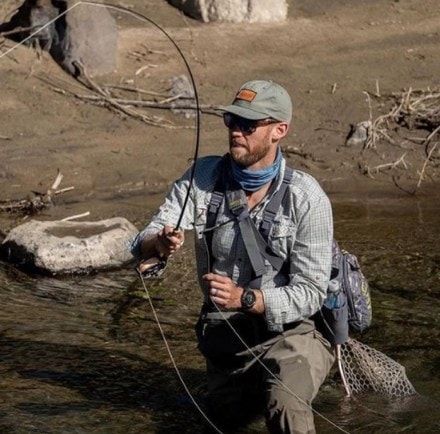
top-left (195, 305), bottom-right (268, 367)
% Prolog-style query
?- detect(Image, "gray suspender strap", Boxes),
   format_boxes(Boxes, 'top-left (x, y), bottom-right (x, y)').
top-left (259, 166), bottom-right (294, 241)
top-left (204, 157), bottom-right (228, 271)
top-left (228, 190), bottom-right (267, 280)
top-left (248, 221), bottom-right (285, 272)
top-left (205, 156), bottom-right (294, 283)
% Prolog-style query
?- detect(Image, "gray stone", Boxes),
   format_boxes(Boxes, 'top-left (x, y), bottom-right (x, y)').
top-left (346, 121), bottom-right (372, 147)
top-left (169, 75), bottom-right (196, 118)
top-left (1, 218), bottom-right (137, 275)
top-left (168, 0), bottom-right (288, 23)
top-left (29, 0), bottom-right (59, 51)
top-left (50, 0), bottom-right (118, 77)
top-left (0, 0), bottom-right (118, 77)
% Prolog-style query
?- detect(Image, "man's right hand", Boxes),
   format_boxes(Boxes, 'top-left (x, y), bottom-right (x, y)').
top-left (154, 225), bottom-right (185, 257)
top-left (138, 225), bottom-right (184, 268)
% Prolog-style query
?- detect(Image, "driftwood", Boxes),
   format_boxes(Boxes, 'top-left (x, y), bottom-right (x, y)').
top-left (56, 92), bottom-right (221, 113)
top-left (37, 64), bottom-right (222, 129)
top-left (0, 170), bottom-right (74, 215)
top-left (363, 87), bottom-right (440, 150)
top-left (359, 87), bottom-right (439, 192)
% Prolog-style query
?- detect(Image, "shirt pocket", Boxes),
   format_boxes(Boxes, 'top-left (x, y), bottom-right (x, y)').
top-left (269, 216), bottom-right (297, 260)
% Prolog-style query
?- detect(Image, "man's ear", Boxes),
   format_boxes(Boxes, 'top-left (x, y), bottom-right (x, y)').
top-left (273, 122), bottom-right (289, 140)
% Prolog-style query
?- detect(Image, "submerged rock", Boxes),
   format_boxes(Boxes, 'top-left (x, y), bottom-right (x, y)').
top-left (1, 218), bottom-right (137, 275)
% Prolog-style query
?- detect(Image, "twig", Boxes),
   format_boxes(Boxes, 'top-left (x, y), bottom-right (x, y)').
top-left (370, 153), bottom-right (408, 173)
top-left (0, 26), bottom-right (33, 37)
top-left (105, 84), bottom-right (168, 97)
top-left (61, 211), bottom-right (90, 222)
top-left (50, 171), bottom-right (64, 190)
top-left (140, 43), bottom-right (166, 55)
top-left (135, 64), bottom-right (158, 75)
top-left (73, 93), bottom-right (215, 109)
top-left (424, 125), bottom-right (440, 149)
top-left (0, 171), bottom-right (73, 215)
top-left (52, 87), bottom-right (221, 116)
top-left (55, 186), bottom-right (75, 195)
top-left (416, 142), bottom-right (438, 189)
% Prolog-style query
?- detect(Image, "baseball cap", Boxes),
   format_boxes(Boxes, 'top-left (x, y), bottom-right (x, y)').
top-left (222, 80), bottom-right (292, 123)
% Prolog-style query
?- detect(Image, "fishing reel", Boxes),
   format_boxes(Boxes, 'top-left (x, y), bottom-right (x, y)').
top-left (138, 257), bottom-right (168, 279)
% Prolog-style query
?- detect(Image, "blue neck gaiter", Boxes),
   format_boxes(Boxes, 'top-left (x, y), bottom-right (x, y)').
top-left (231, 149), bottom-right (282, 191)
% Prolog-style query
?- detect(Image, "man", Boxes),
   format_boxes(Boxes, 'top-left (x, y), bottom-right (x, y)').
top-left (131, 80), bottom-right (335, 433)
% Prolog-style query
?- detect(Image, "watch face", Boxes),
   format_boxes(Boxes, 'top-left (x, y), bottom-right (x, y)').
top-left (242, 289), bottom-right (256, 309)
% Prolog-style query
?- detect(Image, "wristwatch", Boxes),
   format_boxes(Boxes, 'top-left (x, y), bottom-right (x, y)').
top-left (241, 288), bottom-right (256, 311)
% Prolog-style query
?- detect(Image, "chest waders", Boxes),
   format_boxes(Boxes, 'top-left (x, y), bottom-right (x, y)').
top-left (195, 157), bottom-right (300, 366)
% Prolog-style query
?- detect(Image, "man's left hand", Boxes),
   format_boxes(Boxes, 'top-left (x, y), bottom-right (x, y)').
top-left (203, 273), bottom-right (243, 309)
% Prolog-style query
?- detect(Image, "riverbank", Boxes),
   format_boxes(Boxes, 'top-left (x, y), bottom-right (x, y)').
top-left (0, 0), bottom-right (439, 234)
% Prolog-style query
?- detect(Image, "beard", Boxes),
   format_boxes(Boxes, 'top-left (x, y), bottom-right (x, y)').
top-left (229, 137), bottom-right (271, 168)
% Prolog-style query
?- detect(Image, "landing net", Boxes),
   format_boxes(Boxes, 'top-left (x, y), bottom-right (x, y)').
top-left (338, 338), bottom-right (417, 397)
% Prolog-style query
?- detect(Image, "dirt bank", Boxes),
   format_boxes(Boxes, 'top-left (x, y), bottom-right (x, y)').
top-left (0, 0), bottom-right (439, 232)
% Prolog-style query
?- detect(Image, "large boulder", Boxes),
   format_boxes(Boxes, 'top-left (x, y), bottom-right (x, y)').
top-left (168, 0), bottom-right (288, 23)
top-left (50, 0), bottom-right (118, 77)
top-left (0, 0), bottom-right (118, 77)
top-left (1, 218), bottom-right (137, 275)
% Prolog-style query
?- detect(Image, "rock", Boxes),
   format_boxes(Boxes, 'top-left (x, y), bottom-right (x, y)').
top-left (50, 0), bottom-right (118, 77)
top-left (168, 0), bottom-right (288, 23)
top-left (169, 75), bottom-right (196, 118)
top-left (345, 120), bottom-right (372, 147)
top-left (0, 0), bottom-right (118, 77)
top-left (0, 218), bottom-right (138, 275)
top-left (29, 0), bottom-right (59, 51)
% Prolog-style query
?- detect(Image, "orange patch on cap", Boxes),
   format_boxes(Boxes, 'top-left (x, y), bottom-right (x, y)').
top-left (235, 89), bottom-right (257, 102)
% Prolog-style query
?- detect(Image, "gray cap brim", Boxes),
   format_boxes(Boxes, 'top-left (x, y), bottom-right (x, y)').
top-left (220, 104), bottom-right (269, 120)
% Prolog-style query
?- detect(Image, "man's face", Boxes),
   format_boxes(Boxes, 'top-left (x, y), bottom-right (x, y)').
top-left (224, 114), bottom-right (284, 168)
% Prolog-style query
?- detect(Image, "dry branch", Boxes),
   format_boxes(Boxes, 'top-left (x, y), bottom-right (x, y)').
top-left (73, 60), bottom-right (179, 128)
top-left (365, 153), bottom-right (409, 178)
top-left (0, 25), bottom-right (33, 37)
top-left (362, 87), bottom-right (440, 150)
top-left (62, 211), bottom-right (90, 221)
top-left (358, 87), bottom-right (440, 190)
top-left (416, 142), bottom-right (438, 190)
top-left (66, 92), bottom-right (220, 114)
top-left (383, 87), bottom-right (440, 131)
top-left (0, 170), bottom-right (73, 215)
top-left (48, 67), bottom-right (222, 120)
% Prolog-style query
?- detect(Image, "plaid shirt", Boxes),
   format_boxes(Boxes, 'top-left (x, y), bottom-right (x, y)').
top-left (131, 155), bottom-right (333, 332)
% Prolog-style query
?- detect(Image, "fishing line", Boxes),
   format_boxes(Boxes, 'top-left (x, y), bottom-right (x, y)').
top-left (137, 270), bottom-right (222, 434)
top-left (0, 3), bottom-right (350, 432)
top-left (209, 300), bottom-right (351, 434)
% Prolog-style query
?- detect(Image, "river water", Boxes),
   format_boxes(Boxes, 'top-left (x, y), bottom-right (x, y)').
top-left (0, 189), bottom-right (439, 434)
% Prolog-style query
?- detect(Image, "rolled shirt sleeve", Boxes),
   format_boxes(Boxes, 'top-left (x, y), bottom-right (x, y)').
top-left (262, 180), bottom-right (333, 331)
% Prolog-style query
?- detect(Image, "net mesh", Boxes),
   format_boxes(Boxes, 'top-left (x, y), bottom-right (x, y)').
top-left (339, 338), bottom-right (417, 397)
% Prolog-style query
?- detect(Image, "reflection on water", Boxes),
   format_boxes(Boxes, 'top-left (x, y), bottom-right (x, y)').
top-left (0, 193), bottom-right (439, 433)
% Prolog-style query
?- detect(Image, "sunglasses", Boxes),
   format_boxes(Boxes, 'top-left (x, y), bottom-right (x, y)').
top-left (223, 113), bottom-right (279, 134)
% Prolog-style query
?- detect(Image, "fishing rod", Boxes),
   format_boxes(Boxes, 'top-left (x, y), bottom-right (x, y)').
top-left (0, 3), bottom-right (351, 432)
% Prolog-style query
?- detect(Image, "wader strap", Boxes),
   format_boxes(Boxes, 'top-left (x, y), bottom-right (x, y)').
top-left (205, 190), bottom-right (224, 272)
top-left (228, 189), bottom-right (266, 286)
top-left (205, 155), bottom-right (293, 286)
top-left (204, 157), bottom-right (228, 272)
top-left (260, 166), bottom-right (294, 241)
